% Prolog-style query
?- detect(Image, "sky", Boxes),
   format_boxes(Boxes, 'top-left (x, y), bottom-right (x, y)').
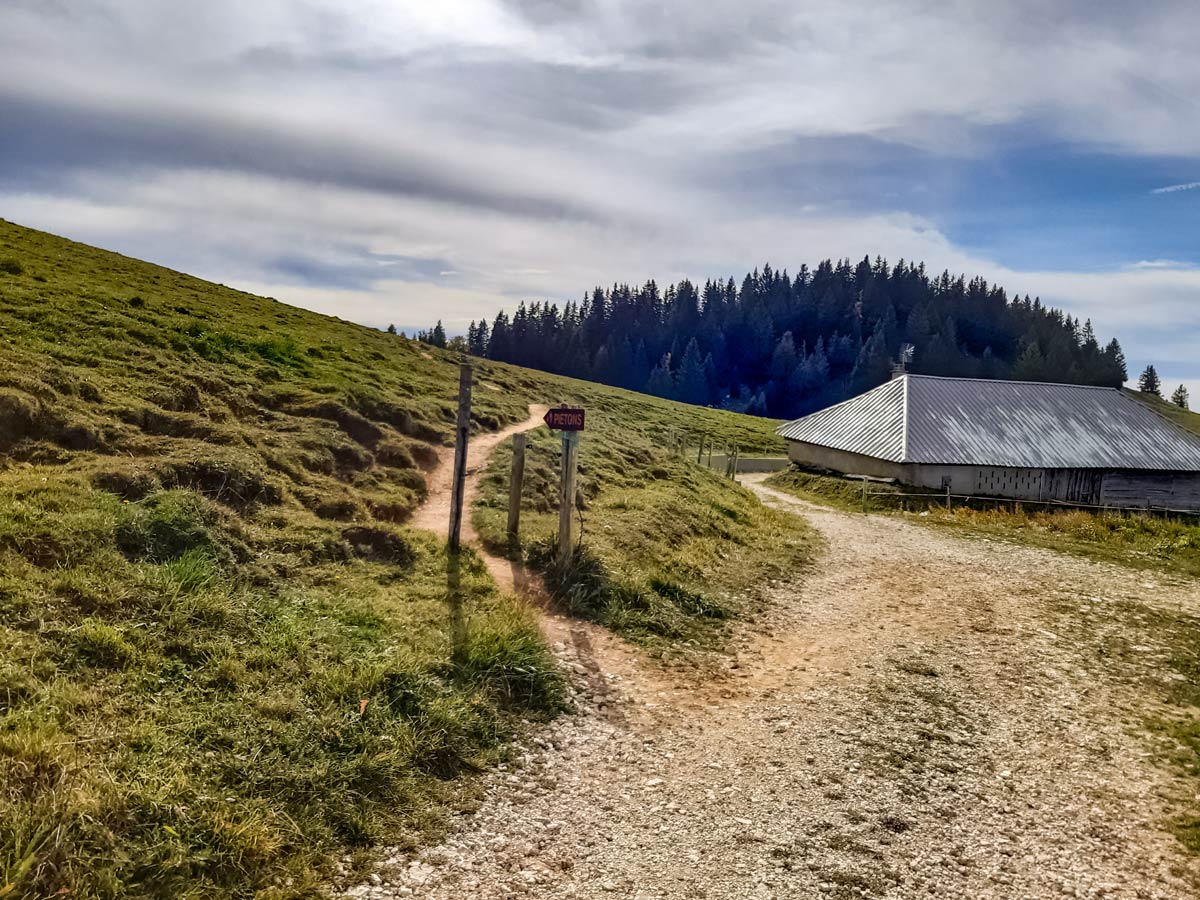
top-left (1, 1), bottom-right (1199, 396)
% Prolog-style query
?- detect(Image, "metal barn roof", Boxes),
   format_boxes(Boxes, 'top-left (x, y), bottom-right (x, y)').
top-left (776, 375), bottom-right (1200, 471)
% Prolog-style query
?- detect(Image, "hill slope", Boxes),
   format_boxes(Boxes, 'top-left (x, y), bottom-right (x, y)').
top-left (0, 220), bottom-right (810, 899)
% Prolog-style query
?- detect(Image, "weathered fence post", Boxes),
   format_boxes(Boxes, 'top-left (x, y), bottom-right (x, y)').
top-left (558, 430), bottom-right (580, 565)
top-left (507, 432), bottom-right (526, 546)
top-left (448, 359), bottom-right (473, 553)
top-left (697, 434), bottom-right (705, 465)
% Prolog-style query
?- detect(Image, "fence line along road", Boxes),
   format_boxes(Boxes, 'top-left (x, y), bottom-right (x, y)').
top-left (859, 487), bottom-right (1200, 520)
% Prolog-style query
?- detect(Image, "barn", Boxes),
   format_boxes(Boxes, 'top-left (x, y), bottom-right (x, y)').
top-left (776, 374), bottom-right (1200, 511)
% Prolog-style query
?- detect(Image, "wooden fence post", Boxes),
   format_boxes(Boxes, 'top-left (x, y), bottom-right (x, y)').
top-left (697, 434), bottom-right (704, 465)
top-left (507, 432), bottom-right (526, 546)
top-left (448, 359), bottom-right (473, 553)
top-left (558, 430), bottom-right (580, 565)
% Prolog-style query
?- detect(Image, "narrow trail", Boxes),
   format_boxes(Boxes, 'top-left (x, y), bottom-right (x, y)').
top-left (408, 405), bottom-right (672, 714)
top-left (351, 445), bottom-right (1200, 900)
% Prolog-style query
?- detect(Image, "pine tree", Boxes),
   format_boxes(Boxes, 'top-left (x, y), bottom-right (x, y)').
top-left (431, 320), bottom-right (447, 349)
top-left (1172, 384), bottom-right (1189, 409)
top-left (1102, 338), bottom-right (1127, 387)
top-left (1012, 342), bottom-right (1046, 382)
top-left (386, 323), bottom-right (397, 335)
top-left (1138, 364), bottom-right (1161, 397)
top-left (644, 354), bottom-right (675, 399)
top-left (675, 339), bottom-right (708, 405)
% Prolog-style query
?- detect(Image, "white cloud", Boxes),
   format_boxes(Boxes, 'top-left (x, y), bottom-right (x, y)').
top-left (1152, 181), bottom-right (1200, 194)
top-left (8, 164), bottom-right (1197, 394)
top-left (1, 0), bottom-right (1199, 396)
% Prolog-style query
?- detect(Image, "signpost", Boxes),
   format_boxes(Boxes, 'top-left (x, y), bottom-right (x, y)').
top-left (542, 407), bottom-right (585, 563)
top-left (447, 360), bottom-right (472, 553)
top-left (506, 433), bottom-right (526, 545)
top-left (543, 407), bottom-right (585, 432)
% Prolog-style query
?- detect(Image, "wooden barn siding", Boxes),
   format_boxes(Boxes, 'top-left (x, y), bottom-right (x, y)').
top-left (785, 441), bottom-right (1200, 510)
top-left (1100, 472), bottom-right (1200, 509)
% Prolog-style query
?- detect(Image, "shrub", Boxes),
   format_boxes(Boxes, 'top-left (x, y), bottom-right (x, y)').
top-left (0, 258), bottom-right (23, 276)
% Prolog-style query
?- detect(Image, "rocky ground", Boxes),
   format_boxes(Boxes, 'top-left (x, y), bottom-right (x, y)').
top-left (343, 471), bottom-right (1200, 900)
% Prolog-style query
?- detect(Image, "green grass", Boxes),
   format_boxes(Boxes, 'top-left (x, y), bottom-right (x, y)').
top-left (0, 468), bottom-right (565, 899)
top-left (473, 393), bottom-right (815, 647)
top-left (766, 465), bottom-right (1200, 579)
top-left (1133, 390), bottom-right (1200, 439)
top-left (0, 219), bottom-right (809, 897)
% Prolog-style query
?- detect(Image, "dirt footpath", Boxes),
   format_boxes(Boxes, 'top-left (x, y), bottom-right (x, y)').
top-left (349, 459), bottom-right (1200, 900)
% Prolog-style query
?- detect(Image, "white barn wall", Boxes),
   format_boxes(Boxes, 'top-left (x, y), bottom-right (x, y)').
top-left (787, 440), bottom-right (1200, 509)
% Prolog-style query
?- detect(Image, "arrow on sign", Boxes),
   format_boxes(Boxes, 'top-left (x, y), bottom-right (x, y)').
top-left (543, 407), bottom-right (585, 431)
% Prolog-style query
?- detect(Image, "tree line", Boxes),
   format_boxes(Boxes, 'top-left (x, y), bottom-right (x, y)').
top-left (410, 256), bottom-right (1134, 418)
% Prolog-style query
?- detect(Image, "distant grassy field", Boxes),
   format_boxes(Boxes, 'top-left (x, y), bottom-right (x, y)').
top-left (0, 220), bottom-right (805, 898)
top-left (1136, 390), bottom-right (1200, 439)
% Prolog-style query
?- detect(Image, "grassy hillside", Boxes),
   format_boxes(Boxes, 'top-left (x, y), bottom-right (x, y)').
top-left (1134, 389), bottom-right (1200, 438)
top-left (472, 395), bottom-right (812, 645)
top-left (0, 220), bottom-right (803, 899)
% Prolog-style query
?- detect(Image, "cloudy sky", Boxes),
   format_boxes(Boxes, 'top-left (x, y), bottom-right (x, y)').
top-left (2, 1), bottom-right (1198, 394)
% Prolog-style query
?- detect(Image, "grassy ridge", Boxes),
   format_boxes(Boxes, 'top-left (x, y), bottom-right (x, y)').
top-left (0, 220), bottom-right (807, 897)
top-left (473, 391), bottom-right (812, 646)
top-left (0, 221), bottom-right (572, 899)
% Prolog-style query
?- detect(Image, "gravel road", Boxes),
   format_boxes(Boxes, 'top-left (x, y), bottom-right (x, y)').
top-left (346, 465), bottom-right (1200, 900)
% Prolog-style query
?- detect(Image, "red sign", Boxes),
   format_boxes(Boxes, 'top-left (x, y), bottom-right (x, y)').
top-left (543, 407), bottom-right (585, 431)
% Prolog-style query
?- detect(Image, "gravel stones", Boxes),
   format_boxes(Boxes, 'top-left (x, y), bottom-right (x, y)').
top-left (341, 479), bottom-right (1200, 900)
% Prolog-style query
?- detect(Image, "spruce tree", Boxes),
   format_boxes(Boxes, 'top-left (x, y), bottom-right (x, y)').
top-left (1012, 342), bottom-right (1046, 382)
top-left (1138, 365), bottom-right (1161, 397)
top-left (1172, 384), bottom-right (1189, 410)
top-left (431, 320), bottom-right (447, 349)
top-left (675, 339), bottom-right (708, 405)
top-left (644, 354), bottom-right (675, 399)
top-left (1102, 339), bottom-right (1128, 387)
top-left (386, 323), bottom-right (397, 335)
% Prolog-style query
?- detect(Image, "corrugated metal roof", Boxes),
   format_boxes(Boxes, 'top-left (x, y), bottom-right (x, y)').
top-left (777, 376), bottom-right (907, 462)
top-left (776, 375), bottom-right (1200, 471)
